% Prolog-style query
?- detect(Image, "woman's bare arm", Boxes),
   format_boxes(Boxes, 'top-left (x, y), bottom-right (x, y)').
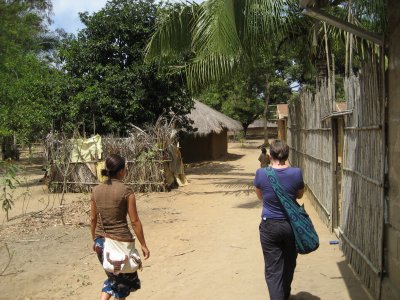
top-left (127, 193), bottom-right (150, 259)
top-left (90, 195), bottom-right (97, 241)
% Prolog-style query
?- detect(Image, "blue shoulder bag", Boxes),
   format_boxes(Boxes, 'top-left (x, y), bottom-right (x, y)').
top-left (264, 167), bottom-right (319, 254)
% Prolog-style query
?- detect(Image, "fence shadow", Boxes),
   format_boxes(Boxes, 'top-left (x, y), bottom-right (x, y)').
top-left (336, 260), bottom-right (373, 300)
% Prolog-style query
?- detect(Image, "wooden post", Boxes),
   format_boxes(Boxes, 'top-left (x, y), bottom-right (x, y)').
top-left (378, 40), bottom-right (386, 300)
top-left (331, 118), bottom-right (339, 230)
top-left (263, 77), bottom-right (270, 146)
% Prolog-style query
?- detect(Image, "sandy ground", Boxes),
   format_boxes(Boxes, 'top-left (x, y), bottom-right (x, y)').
top-left (0, 140), bottom-right (373, 300)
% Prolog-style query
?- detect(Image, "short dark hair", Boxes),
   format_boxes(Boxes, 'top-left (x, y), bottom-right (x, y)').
top-left (101, 154), bottom-right (125, 178)
top-left (261, 147), bottom-right (267, 154)
top-left (269, 140), bottom-right (289, 161)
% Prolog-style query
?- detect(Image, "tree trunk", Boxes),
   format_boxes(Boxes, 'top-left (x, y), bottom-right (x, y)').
top-left (263, 77), bottom-right (270, 146)
top-left (243, 124), bottom-right (249, 138)
top-left (1, 136), bottom-right (18, 160)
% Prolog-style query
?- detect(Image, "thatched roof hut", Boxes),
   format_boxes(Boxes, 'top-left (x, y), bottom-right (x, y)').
top-left (188, 100), bottom-right (242, 136)
top-left (180, 100), bottom-right (242, 162)
top-left (247, 119), bottom-right (278, 138)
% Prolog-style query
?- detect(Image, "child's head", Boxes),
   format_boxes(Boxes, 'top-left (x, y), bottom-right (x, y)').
top-left (261, 147), bottom-right (267, 154)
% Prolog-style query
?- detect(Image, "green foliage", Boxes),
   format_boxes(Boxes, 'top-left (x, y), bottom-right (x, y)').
top-left (197, 50), bottom-right (294, 134)
top-left (0, 159), bottom-right (20, 220)
top-left (0, 0), bottom-right (56, 149)
top-left (57, 0), bottom-right (193, 135)
top-left (198, 67), bottom-right (266, 131)
top-left (136, 144), bottom-right (159, 164)
top-left (0, 54), bottom-right (60, 145)
top-left (146, 0), bottom-right (302, 90)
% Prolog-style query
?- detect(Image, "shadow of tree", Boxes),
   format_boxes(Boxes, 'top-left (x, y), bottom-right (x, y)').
top-left (179, 189), bottom-right (254, 197)
top-left (185, 152), bottom-right (244, 168)
top-left (186, 162), bottom-right (237, 175)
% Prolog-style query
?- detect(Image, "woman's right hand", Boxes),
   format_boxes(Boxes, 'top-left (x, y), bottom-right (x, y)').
top-left (141, 245), bottom-right (150, 260)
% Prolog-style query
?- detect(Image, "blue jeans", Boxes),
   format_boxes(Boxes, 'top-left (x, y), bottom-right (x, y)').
top-left (259, 219), bottom-right (297, 300)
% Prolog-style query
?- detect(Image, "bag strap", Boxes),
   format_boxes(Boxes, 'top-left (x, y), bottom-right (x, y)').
top-left (263, 167), bottom-right (299, 213)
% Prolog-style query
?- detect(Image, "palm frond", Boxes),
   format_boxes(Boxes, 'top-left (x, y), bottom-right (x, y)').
top-left (185, 53), bottom-right (241, 91)
top-left (243, 0), bottom-right (299, 49)
top-left (192, 0), bottom-right (242, 57)
top-left (349, 0), bottom-right (387, 33)
top-left (145, 3), bottom-right (201, 61)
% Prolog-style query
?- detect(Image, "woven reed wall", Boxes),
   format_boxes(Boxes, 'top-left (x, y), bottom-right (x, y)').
top-left (288, 53), bottom-right (384, 298)
top-left (287, 88), bottom-right (333, 225)
top-left (46, 119), bottom-right (176, 193)
top-left (340, 56), bottom-right (384, 299)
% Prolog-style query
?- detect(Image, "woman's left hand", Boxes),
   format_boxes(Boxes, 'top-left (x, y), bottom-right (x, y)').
top-left (141, 245), bottom-right (150, 260)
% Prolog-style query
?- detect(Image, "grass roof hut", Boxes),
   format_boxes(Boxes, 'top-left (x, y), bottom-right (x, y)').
top-left (180, 100), bottom-right (242, 163)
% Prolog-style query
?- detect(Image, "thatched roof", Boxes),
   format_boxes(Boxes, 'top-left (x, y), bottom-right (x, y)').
top-left (248, 119), bottom-right (277, 129)
top-left (188, 100), bottom-right (243, 136)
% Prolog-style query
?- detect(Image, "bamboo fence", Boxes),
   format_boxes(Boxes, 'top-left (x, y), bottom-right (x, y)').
top-left (288, 52), bottom-right (384, 299)
top-left (45, 118), bottom-right (178, 193)
top-left (340, 55), bottom-right (384, 299)
top-left (287, 85), bottom-right (333, 226)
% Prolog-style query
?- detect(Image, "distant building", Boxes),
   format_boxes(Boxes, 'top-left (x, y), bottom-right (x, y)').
top-left (247, 119), bottom-right (278, 138)
top-left (179, 100), bottom-right (243, 162)
top-left (276, 104), bottom-right (288, 141)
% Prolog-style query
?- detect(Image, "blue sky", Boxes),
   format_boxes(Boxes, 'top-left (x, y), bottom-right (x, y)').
top-left (50, 0), bottom-right (202, 34)
top-left (50, 0), bottom-right (109, 33)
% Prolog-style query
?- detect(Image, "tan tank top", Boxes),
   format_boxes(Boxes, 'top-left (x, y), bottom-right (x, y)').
top-left (92, 179), bottom-right (135, 241)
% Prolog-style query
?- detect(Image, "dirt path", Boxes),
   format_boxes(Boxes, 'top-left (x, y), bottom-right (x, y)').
top-left (0, 140), bottom-right (372, 299)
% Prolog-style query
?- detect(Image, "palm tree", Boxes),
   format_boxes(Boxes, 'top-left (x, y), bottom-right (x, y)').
top-left (146, 0), bottom-right (302, 145)
top-left (145, 0), bottom-right (386, 145)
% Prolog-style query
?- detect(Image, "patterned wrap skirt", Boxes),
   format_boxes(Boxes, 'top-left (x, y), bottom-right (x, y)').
top-left (94, 237), bottom-right (141, 298)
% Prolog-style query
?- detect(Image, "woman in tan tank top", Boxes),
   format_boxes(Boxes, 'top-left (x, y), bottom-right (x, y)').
top-left (90, 154), bottom-right (150, 300)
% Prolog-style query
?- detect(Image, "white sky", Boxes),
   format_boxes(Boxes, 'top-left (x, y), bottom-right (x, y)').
top-left (50, 0), bottom-right (202, 34)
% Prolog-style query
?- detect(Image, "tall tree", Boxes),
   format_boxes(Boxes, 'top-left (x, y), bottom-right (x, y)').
top-left (146, 0), bottom-right (302, 145)
top-left (0, 0), bottom-right (55, 158)
top-left (57, 0), bottom-right (193, 135)
top-left (198, 68), bottom-right (266, 136)
top-left (198, 59), bottom-right (293, 136)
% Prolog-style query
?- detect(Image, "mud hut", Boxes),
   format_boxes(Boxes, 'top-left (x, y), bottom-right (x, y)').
top-left (179, 100), bottom-right (242, 162)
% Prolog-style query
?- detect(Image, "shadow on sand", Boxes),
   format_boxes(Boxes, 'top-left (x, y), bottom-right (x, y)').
top-left (235, 200), bottom-right (260, 209)
top-left (336, 260), bottom-right (373, 299)
top-left (186, 153), bottom-right (247, 176)
top-left (290, 291), bottom-right (321, 299)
